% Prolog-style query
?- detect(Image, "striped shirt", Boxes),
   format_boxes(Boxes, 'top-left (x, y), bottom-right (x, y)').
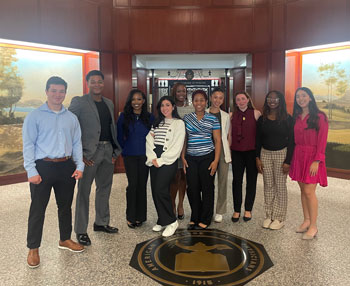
top-left (184, 112), bottom-right (220, 156)
top-left (152, 118), bottom-right (173, 146)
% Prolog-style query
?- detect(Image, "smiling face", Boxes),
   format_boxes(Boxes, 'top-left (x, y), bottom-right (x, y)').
top-left (296, 89), bottom-right (311, 109)
top-left (46, 84), bottom-right (66, 110)
top-left (235, 93), bottom-right (249, 110)
top-left (131, 92), bottom-right (145, 113)
top-left (266, 92), bottom-right (280, 110)
top-left (175, 85), bottom-right (187, 103)
top-left (193, 93), bottom-right (207, 113)
top-left (87, 75), bottom-right (104, 96)
top-left (160, 99), bottom-right (174, 119)
top-left (210, 91), bottom-right (224, 109)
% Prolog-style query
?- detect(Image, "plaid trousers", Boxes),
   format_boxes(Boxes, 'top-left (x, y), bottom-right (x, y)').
top-left (261, 148), bottom-right (288, 222)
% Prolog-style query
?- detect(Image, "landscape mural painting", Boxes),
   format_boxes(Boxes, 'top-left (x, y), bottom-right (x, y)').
top-left (301, 47), bottom-right (350, 170)
top-left (0, 40), bottom-right (99, 177)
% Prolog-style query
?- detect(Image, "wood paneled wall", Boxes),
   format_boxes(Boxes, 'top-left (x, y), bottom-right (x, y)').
top-left (1, 0), bottom-right (350, 183)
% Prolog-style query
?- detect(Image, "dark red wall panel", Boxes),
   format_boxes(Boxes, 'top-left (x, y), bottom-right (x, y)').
top-left (100, 52), bottom-right (115, 104)
top-left (131, 0), bottom-right (170, 6)
top-left (0, 0), bottom-right (40, 43)
top-left (114, 8), bottom-right (130, 52)
top-left (192, 8), bottom-right (253, 52)
top-left (270, 51), bottom-right (285, 92)
top-left (130, 9), bottom-right (192, 52)
top-left (286, 0), bottom-right (348, 49)
top-left (252, 52), bottom-right (268, 110)
top-left (100, 5), bottom-right (114, 51)
top-left (253, 6), bottom-right (270, 51)
top-left (40, 0), bottom-right (99, 50)
top-left (271, 4), bottom-right (285, 50)
top-left (232, 0), bottom-right (253, 5)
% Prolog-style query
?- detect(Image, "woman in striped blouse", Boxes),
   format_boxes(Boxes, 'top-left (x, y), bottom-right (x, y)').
top-left (146, 96), bottom-right (186, 237)
top-left (182, 90), bottom-right (221, 230)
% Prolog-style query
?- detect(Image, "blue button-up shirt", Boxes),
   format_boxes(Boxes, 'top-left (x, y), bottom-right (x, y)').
top-left (22, 103), bottom-right (84, 178)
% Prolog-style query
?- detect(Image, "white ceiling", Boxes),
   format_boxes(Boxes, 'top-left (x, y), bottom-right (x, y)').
top-left (135, 54), bottom-right (247, 69)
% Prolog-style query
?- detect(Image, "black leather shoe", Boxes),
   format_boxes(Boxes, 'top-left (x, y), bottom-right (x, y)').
top-left (135, 221), bottom-right (143, 227)
top-left (177, 214), bottom-right (185, 220)
top-left (231, 214), bottom-right (240, 223)
top-left (127, 222), bottom-right (136, 229)
top-left (76, 233), bottom-right (91, 246)
top-left (187, 223), bottom-right (196, 230)
top-left (243, 216), bottom-right (252, 222)
top-left (93, 223), bottom-right (118, 233)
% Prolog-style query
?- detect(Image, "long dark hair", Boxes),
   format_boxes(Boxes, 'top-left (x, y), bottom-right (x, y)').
top-left (122, 89), bottom-right (151, 137)
top-left (153, 96), bottom-right (181, 128)
top-left (232, 91), bottom-right (256, 114)
top-left (262, 90), bottom-right (288, 121)
top-left (293, 87), bottom-right (327, 130)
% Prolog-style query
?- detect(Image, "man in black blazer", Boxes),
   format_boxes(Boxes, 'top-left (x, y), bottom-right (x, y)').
top-left (69, 70), bottom-right (121, 246)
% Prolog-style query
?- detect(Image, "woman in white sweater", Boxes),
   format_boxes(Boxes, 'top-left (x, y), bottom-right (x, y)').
top-left (146, 96), bottom-right (186, 237)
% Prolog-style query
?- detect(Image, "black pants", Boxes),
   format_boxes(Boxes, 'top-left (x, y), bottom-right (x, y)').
top-left (27, 159), bottom-right (76, 249)
top-left (123, 155), bottom-right (149, 223)
top-left (150, 145), bottom-right (177, 226)
top-left (185, 152), bottom-right (215, 226)
top-left (231, 150), bottom-right (258, 213)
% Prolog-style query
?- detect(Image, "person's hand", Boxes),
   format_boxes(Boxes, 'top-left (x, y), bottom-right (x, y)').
top-left (309, 161), bottom-right (319, 176)
top-left (83, 157), bottom-right (94, 167)
top-left (71, 170), bottom-right (83, 180)
top-left (256, 158), bottom-right (263, 174)
top-left (182, 157), bottom-right (188, 174)
top-left (152, 159), bottom-right (159, 168)
top-left (208, 161), bottom-right (218, 176)
top-left (28, 175), bottom-right (42, 185)
top-left (112, 157), bottom-right (116, 164)
top-left (282, 163), bottom-right (290, 174)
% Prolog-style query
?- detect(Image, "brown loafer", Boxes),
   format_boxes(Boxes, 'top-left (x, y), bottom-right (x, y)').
top-left (27, 248), bottom-right (40, 268)
top-left (58, 239), bottom-right (85, 253)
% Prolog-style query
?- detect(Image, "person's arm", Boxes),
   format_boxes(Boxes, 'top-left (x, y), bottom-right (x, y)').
top-left (310, 114), bottom-right (329, 176)
top-left (116, 113), bottom-right (125, 149)
top-left (156, 120), bottom-right (186, 167)
top-left (145, 129), bottom-right (157, 167)
top-left (283, 116), bottom-right (295, 173)
top-left (68, 96), bottom-right (81, 118)
top-left (208, 129), bottom-right (221, 176)
top-left (71, 116), bottom-right (84, 180)
top-left (181, 134), bottom-right (188, 173)
top-left (255, 117), bottom-right (263, 174)
top-left (22, 113), bottom-right (41, 184)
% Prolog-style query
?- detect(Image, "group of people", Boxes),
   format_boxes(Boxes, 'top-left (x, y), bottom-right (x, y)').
top-left (22, 71), bottom-right (328, 269)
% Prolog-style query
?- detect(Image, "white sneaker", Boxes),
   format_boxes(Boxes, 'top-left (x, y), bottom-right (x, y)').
top-left (162, 220), bottom-right (178, 237)
top-left (269, 220), bottom-right (284, 230)
top-left (262, 218), bottom-right (272, 229)
top-left (214, 214), bottom-right (223, 223)
top-left (152, 224), bottom-right (164, 232)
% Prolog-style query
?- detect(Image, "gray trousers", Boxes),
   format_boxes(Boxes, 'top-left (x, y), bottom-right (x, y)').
top-left (215, 148), bottom-right (230, 215)
top-left (74, 143), bottom-right (114, 234)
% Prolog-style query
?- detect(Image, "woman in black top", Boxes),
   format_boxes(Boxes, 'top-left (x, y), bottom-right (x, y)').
top-left (256, 90), bottom-right (294, 230)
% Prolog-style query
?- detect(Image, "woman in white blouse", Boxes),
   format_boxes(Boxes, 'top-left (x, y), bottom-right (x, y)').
top-left (146, 96), bottom-right (186, 237)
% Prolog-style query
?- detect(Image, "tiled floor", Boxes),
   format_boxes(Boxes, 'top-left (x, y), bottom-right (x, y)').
top-left (0, 171), bottom-right (349, 286)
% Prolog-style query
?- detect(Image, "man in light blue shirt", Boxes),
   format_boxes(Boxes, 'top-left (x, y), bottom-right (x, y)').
top-left (23, 76), bottom-right (85, 269)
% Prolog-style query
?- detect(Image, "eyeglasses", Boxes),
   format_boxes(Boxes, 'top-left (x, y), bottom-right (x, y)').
top-left (267, 98), bottom-right (280, 103)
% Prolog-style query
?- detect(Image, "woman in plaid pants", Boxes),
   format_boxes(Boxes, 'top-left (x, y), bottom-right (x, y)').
top-left (256, 91), bottom-right (294, 230)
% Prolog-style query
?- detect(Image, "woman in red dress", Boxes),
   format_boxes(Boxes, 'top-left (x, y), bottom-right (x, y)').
top-left (289, 87), bottom-right (328, 240)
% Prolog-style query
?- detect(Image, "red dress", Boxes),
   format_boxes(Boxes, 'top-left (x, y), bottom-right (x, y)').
top-left (289, 113), bottom-right (328, 187)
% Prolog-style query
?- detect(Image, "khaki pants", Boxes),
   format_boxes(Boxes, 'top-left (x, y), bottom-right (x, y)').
top-left (215, 148), bottom-right (230, 215)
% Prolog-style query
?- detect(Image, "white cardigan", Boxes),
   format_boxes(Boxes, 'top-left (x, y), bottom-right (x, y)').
top-left (146, 118), bottom-right (186, 167)
top-left (206, 108), bottom-right (231, 163)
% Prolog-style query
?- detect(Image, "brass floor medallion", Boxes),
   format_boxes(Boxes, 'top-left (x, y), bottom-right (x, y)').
top-left (130, 229), bottom-right (273, 285)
